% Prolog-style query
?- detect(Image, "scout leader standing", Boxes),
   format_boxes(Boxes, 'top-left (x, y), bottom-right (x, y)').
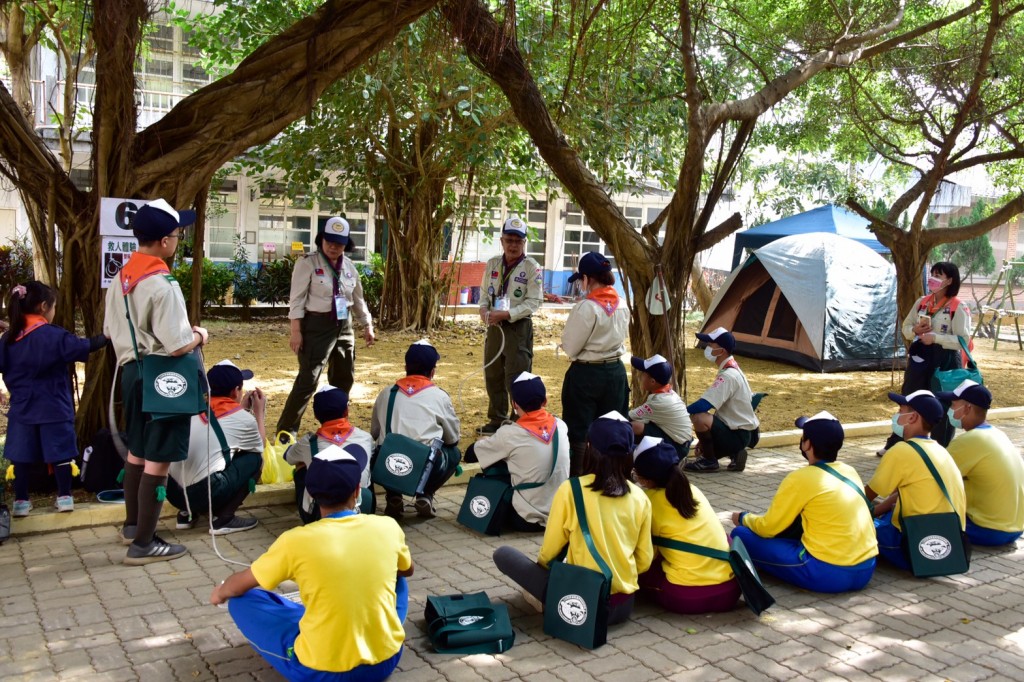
top-left (477, 215), bottom-right (543, 435)
top-left (277, 216), bottom-right (375, 440)
top-left (104, 199), bottom-right (209, 565)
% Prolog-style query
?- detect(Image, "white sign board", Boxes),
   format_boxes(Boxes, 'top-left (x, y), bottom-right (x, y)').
top-left (99, 198), bottom-right (144, 289)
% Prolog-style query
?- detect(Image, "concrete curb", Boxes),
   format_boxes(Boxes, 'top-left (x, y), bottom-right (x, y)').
top-left (11, 407), bottom-right (1024, 536)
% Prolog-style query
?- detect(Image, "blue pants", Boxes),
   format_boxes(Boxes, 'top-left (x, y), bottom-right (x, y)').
top-left (874, 511), bottom-right (911, 571)
top-left (966, 517), bottom-right (1023, 546)
top-left (228, 578), bottom-right (408, 682)
top-left (731, 527), bottom-right (876, 592)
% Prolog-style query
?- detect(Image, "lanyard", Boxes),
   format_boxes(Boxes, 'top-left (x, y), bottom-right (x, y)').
top-left (319, 252), bottom-right (342, 295)
top-left (499, 255), bottom-right (525, 297)
top-left (324, 509), bottom-right (358, 519)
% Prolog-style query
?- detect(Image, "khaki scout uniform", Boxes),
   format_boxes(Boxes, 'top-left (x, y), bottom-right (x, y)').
top-left (285, 426), bottom-right (375, 519)
top-left (479, 255), bottom-right (543, 426)
top-left (277, 252), bottom-right (374, 434)
top-left (698, 358), bottom-right (760, 458)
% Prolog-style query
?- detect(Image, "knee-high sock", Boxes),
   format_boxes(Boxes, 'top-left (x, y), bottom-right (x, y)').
top-left (696, 430), bottom-right (717, 461)
top-left (123, 462), bottom-right (145, 528)
top-left (53, 460), bottom-right (74, 497)
top-left (13, 463), bottom-right (31, 500)
top-left (134, 473), bottom-right (168, 547)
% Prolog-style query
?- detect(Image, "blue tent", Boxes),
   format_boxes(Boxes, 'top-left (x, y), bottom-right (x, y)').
top-left (731, 204), bottom-right (889, 269)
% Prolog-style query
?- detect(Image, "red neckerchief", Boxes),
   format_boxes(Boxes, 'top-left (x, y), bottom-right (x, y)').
top-left (15, 314), bottom-right (48, 341)
top-left (919, 293), bottom-right (957, 316)
top-left (720, 357), bottom-right (740, 372)
top-left (650, 384), bottom-right (673, 394)
top-left (396, 375), bottom-right (435, 396)
top-left (516, 409), bottom-right (557, 444)
top-left (199, 397), bottom-right (244, 423)
top-left (586, 286), bottom-right (620, 316)
top-left (317, 417), bottom-right (354, 445)
top-left (120, 253), bottom-right (170, 294)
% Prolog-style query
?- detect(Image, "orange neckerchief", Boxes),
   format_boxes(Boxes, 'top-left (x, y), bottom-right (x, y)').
top-left (650, 384), bottom-right (674, 394)
top-left (720, 357), bottom-right (740, 372)
top-left (396, 375), bottom-right (435, 396)
top-left (15, 314), bottom-right (48, 341)
top-left (920, 293), bottom-right (955, 316)
top-left (586, 286), bottom-right (620, 316)
top-left (120, 252), bottom-right (170, 294)
top-left (516, 409), bottom-right (557, 444)
top-left (317, 417), bottom-right (354, 445)
top-left (199, 396), bottom-right (244, 423)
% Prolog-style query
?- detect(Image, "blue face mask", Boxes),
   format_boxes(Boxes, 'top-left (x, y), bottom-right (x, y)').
top-left (891, 413), bottom-right (905, 438)
top-left (948, 407), bottom-right (963, 430)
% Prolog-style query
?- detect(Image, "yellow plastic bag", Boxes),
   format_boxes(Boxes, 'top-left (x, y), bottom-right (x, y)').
top-left (260, 431), bottom-right (295, 484)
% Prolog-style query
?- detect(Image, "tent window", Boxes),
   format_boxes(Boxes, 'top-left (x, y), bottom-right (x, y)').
top-left (767, 292), bottom-right (798, 341)
top-left (734, 279), bottom-right (775, 336)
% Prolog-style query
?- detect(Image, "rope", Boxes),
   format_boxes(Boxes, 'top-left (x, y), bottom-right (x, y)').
top-left (456, 311), bottom-right (506, 416)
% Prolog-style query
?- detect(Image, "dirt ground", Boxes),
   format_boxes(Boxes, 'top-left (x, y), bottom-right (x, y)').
top-left (196, 308), bottom-right (1024, 439)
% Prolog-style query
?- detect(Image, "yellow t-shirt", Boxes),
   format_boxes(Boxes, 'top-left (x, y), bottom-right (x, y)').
top-left (538, 475), bottom-right (654, 595)
top-left (250, 514), bottom-right (412, 673)
top-left (742, 462), bottom-right (878, 565)
top-left (868, 437), bottom-right (967, 532)
top-left (646, 486), bottom-right (734, 586)
top-left (947, 425), bottom-right (1024, 533)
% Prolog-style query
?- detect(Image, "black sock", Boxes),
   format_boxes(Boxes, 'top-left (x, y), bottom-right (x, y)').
top-left (134, 473), bottom-right (167, 547)
top-left (122, 462), bottom-right (145, 528)
top-left (53, 460), bottom-right (74, 497)
top-left (13, 464), bottom-right (30, 500)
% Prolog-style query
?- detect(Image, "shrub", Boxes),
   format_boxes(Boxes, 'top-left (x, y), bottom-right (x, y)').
top-left (357, 252), bottom-right (384, 317)
top-left (256, 257), bottom-right (295, 307)
top-left (173, 258), bottom-right (234, 307)
top-left (231, 234), bottom-right (259, 307)
top-left (0, 237), bottom-right (35, 315)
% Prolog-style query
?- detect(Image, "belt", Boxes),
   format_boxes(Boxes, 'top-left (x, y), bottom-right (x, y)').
top-left (305, 311), bottom-right (334, 318)
top-left (573, 358), bottom-right (621, 365)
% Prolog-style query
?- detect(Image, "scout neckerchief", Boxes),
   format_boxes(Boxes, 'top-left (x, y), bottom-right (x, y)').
top-left (516, 409), bottom-right (557, 444)
top-left (586, 286), bottom-right (619, 316)
top-left (499, 254), bottom-right (526, 297)
top-left (396, 375), bottom-right (435, 396)
top-left (719, 357), bottom-right (740, 373)
top-left (918, 293), bottom-right (958, 317)
top-left (15, 314), bottom-right (47, 341)
top-left (317, 417), bottom-right (355, 445)
top-left (119, 252), bottom-right (170, 294)
top-left (199, 397), bottom-right (244, 424)
top-left (318, 251), bottom-right (345, 321)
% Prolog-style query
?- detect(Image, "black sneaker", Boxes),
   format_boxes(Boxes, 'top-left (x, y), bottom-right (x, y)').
top-left (727, 449), bottom-right (748, 472)
top-left (683, 457), bottom-right (721, 472)
top-left (210, 516), bottom-right (258, 536)
top-left (176, 511), bottom-right (196, 530)
top-left (384, 493), bottom-right (405, 519)
top-left (414, 495), bottom-right (436, 518)
top-left (123, 536), bottom-right (187, 565)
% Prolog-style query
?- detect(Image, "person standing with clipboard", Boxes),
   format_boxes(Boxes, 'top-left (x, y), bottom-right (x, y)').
top-left (277, 217), bottom-right (375, 440)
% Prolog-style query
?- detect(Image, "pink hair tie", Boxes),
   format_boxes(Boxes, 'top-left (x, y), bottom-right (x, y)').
top-left (11, 285), bottom-right (26, 298)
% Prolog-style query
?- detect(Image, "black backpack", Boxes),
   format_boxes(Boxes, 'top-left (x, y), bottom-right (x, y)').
top-left (79, 429), bottom-right (127, 494)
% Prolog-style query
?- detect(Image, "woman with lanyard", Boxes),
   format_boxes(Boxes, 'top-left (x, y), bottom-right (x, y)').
top-left (560, 251), bottom-right (630, 475)
top-left (878, 261), bottom-right (969, 455)
top-left (276, 217), bottom-right (375, 440)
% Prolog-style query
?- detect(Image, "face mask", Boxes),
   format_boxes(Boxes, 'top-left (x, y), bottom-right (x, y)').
top-left (704, 346), bottom-right (718, 363)
top-left (799, 439), bottom-right (810, 462)
top-left (891, 413), bottom-right (905, 438)
top-left (948, 407), bottom-right (963, 430)
top-left (927, 276), bottom-right (946, 293)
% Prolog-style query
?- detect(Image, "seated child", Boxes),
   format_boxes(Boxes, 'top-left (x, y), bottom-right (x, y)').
top-left (628, 354), bottom-right (693, 455)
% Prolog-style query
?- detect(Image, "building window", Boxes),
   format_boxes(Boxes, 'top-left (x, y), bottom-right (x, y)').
top-left (525, 198), bottom-right (547, 267)
top-left (563, 202), bottom-right (612, 268)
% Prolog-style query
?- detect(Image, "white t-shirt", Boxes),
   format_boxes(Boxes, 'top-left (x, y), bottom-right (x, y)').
top-left (171, 408), bottom-right (263, 487)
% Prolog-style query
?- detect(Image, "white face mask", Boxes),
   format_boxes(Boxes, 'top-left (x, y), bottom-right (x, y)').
top-left (704, 346), bottom-right (718, 363)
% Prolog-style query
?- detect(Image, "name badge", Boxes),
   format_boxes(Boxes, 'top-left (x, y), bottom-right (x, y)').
top-left (335, 295), bottom-right (349, 321)
top-left (494, 296), bottom-right (511, 312)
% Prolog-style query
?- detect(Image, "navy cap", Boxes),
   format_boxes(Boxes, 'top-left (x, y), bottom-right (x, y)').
top-left (632, 436), bottom-right (681, 486)
top-left (794, 411), bottom-right (845, 454)
top-left (888, 390), bottom-right (944, 425)
top-left (502, 216), bottom-right (527, 239)
top-left (405, 339), bottom-right (440, 375)
top-left (695, 326), bottom-right (736, 355)
top-left (586, 411), bottom-right (634, 458)
top-left (568, 251), bottom-right (612, 283)
top-left (510, 372), bottom-right (546, 412)
top-left (935, 380), bottom-right (991, 410)
top-left (313, 386), bottom-right (349, 423)
top-left (305, 443), bottom-right (367, 503)
top-left (132, 199), bottom-right (196, 241)
top-left (206, 360), bottom-right (254, 397)
top-left (630, 354), bottom-right (673, 386)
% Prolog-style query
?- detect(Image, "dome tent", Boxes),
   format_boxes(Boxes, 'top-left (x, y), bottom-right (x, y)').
top-left (701, 233), bottom-right (904, 372)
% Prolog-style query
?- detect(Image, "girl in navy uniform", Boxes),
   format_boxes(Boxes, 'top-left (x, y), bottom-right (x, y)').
top-left (0, 282), bottom-right (107, 516)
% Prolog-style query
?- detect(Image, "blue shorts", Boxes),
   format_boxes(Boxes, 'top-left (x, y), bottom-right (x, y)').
top-left (4, 420), bottom-right (77, 464)
top-left (731, 526), bottom-right (876, 592)
top-left (874, 511), bottom-right (911, 571)
top-left (966, 517), bottom-right (1023, 547)
top-left (227, 577), bottom-right (408, 682)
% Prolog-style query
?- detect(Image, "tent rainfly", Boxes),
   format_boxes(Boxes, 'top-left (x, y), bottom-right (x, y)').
top-left (702, 232), bottom-right (905, 372)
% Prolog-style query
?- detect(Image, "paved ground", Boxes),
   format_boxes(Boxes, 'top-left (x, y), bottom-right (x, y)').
top-left (3, 423), bottom-right (1024, 682)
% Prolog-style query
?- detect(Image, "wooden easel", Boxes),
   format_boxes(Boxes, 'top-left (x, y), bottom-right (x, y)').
top-left (971, 260), bottom-right (1024, 350)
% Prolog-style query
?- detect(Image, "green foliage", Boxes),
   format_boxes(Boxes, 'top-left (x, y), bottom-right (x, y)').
top-left (173, 259), bottom-right (234, 307)
top-left (0, 237), bottom-right (35, 314)
top-left (230, 234), bottom-right (259, 306)
top-left (255, 258), bottom-right (295, 307)
top-left (356, 252), bottom-right (384, 317)
top-left (934, 201), bottom-right (996, 281)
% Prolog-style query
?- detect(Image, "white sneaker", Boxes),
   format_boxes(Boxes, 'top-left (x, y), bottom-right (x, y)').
top-left (55, 496), bottom-right (74, 513)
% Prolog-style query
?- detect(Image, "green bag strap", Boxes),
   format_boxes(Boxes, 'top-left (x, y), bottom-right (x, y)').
top-left (428, 607), bottom-right (497, 638)
top-left (906, 440), bottom-right (958, 513)
top-left (120, 290), bottom-right (143, 366)
top-left (569, 477), bottom-right (613, 582)
top-left (310, 434), bottom-right (318, 457)
top-left (207, 411), bottom-right (231, 466)
top-left (957, 335), bottom-right (978, 370)
top-left (385, 384), bottom-right (399, 436)
top-left (513, 426), bottom-right (559, 492)
top-left (651, 535), bottom-right (730, 562)
top-left (812, 462), bottom-right (873, 510)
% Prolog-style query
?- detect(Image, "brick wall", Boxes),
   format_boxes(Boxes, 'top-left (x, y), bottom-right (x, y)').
top-left (439, 261), bottom-right (489, 305)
